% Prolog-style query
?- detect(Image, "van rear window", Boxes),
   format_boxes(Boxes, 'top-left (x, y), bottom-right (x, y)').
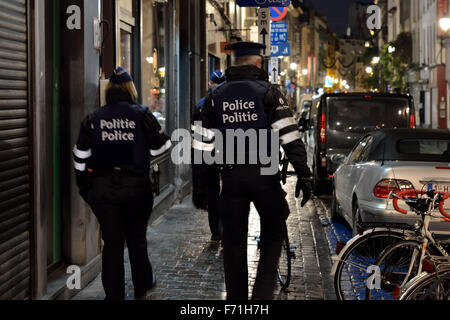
top-left (327, 97), bottom-right (410, 133)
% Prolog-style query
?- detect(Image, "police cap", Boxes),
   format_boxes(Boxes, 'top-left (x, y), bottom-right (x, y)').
top-left (228, 41), bottom-right (266, 58)
top-left (110, 66), bottom-right (133, 84)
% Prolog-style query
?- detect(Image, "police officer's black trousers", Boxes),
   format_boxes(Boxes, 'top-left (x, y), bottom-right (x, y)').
top-left (91, 201), bottom-right (154, 300)
top-left (206, 166), bottom-right (222, 238)
top-left (219, 166), bottom-right (289, 300)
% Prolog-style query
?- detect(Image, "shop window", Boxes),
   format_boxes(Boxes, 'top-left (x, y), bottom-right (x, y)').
top-left (120, 30), bottom-right (132, 73)
top-left (118, 0), bottom-right (135, 77)
top-left (142, 0), bottom-right (168, 132)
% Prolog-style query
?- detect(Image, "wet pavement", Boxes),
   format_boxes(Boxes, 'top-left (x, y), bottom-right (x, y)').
top-left (72, 177), bottom-right (342, 300)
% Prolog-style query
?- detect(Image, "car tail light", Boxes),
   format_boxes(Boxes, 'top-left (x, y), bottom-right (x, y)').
top-left (320, 113), bottom-right (327, 144)
top-left (373, 179), bottom-right (415, 198)
top-left (409, 114), bottom-right (416, 128)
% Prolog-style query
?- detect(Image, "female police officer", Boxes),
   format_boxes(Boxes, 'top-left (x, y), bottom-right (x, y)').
top-left (73, 67), bottom-right (171, 300)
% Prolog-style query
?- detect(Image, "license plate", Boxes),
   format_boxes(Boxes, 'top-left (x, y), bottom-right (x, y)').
top-left (434, 184), bottom-right (450, 193)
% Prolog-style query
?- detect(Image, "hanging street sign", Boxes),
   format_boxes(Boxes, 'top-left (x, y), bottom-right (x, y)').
top-left (270, 57), bottom-right (279, 84)
top-left (237, 0), bottom-right (290, 7)
top-left (271, 22), bottom-right (288, 43)
top-left (258, 7), bottom-right (271, 57)
top-left (271, 42), bottom-right (290, 57)
top-left (270, 7), bottom-right (288, 21)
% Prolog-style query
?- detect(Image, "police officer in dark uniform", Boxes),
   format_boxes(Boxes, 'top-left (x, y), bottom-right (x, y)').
top-left (192, 70), bottom-right (226, 242)
top-left (195, 70), bottom-right (226, 112)
top-left (73, 67), bottom-right (171, 300)
top-left (192, 42), bottom-right (311, 300)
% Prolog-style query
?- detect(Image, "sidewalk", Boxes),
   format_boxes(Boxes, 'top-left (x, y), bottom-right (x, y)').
top-left (72, 177), bottom-right (336, 300)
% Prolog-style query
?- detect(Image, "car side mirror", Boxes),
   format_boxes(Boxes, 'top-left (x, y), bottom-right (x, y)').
top-left (331, 154), bottom-right (346, 165)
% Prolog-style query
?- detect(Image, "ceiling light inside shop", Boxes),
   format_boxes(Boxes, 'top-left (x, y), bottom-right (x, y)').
top-left (290, 63), bottom-right (298, 71)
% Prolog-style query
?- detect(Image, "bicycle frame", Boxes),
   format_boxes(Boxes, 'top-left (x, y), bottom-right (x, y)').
top-left (399, 263), bottom-right (450, 300)
top-left (389, 189), bottom-right (450, 296)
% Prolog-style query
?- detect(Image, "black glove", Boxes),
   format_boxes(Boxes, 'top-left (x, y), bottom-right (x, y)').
top-left (295, 178), bottom-right (312, 207)
top-left (193, 190), bottom-right (208, 210)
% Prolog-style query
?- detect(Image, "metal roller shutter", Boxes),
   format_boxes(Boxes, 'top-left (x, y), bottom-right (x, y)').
top-left (0, 0), bottom-right (31, 300)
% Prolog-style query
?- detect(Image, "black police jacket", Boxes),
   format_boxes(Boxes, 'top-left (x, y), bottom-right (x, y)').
top-left (192, 65), bottom-right (311, 198)
top-left (73, 89), bottom-right (171, 204)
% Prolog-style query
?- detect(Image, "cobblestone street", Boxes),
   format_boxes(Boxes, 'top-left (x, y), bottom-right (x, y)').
top-left (73, 177), bottom-right (337, 300)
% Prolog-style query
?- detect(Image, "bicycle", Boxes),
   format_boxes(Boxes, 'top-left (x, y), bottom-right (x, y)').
top-left (256, 152), bottom-right (300, 291)
top-left (277, 221), bottom-right (296, 290)
top-left (332, 225), bottom-right (412, 300)
top-left (365, 184), bottom-right (450, 300)
top-left (398, 256), bottom-right (450, 300)
top-left (253, 221), bottom-right (296, 291)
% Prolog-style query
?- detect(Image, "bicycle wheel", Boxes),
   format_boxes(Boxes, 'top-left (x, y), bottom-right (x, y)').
top-left (277, 224), bottom-right (292, 290)
top-left (400, 268), bottom-right (450, 300)
top-left (334, 229), bottom-right (406, 300)
top-left (366, 240), bottom-right (422, 300)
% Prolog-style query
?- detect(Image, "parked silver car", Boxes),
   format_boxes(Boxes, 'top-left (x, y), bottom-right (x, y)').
top-left (331, 129), bottom-right (450, 236)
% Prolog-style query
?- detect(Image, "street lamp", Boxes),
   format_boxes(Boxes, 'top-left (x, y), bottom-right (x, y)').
top-left (290, 63), bottom-right (298, 71)
top-left (388, 46), bottom-right (396, 54)
top-left (302, 69), bottom-right (308, 76)
top-left (371, 56), bottom-right (380, 64)
top-left (440, 16), bottom-right (450, 32)
top-left (365, 66), bottom-right (373, 74)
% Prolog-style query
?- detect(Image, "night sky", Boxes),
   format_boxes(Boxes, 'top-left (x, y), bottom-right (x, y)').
top-left (304, 0), bottom-right (374, 35)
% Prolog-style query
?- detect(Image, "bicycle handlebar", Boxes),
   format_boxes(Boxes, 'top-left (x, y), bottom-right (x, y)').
top-left (392, 189), bottom-right (450, 219)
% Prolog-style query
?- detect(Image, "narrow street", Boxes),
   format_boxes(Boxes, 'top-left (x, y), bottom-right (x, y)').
top-left (3, 0), bottom-right (450, 304)
top-left (73, 177), bottom-right (348, 300)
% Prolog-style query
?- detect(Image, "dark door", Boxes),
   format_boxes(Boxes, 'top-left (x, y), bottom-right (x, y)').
top-left (0, 0), bottom-right (32, 300)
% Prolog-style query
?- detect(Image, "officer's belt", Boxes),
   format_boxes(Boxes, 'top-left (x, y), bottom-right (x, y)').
top-left (217, 163), bottom-right (271, 172)
top-left (91, 167), bottom-right (144, 177)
